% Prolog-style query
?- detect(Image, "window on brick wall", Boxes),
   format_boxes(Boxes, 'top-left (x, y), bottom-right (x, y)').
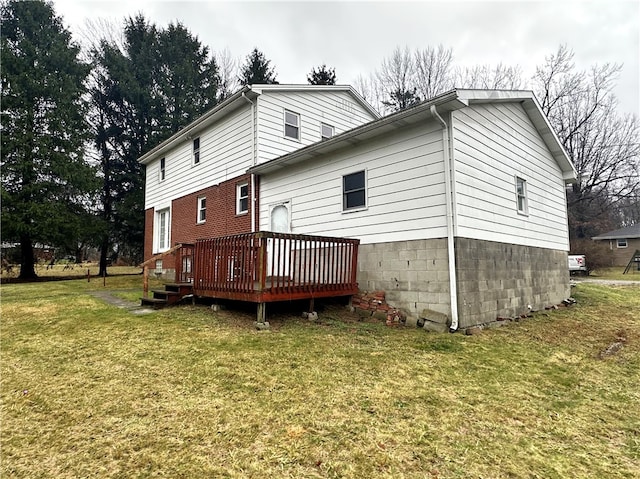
top-left (197, 196), bottom-right (206, 224)
top-left (193, 137), bottom-right (200, 165)
top-left (156, 208), bottom-right (170, 252)
top-left (343, 170), bottom-right (366, 211)
top-left (237, 183), bottom-right (249, 215)
top-left (617, 238), bottom-right (628, 248)
top-left (516, 176), bottom-right (528, 215)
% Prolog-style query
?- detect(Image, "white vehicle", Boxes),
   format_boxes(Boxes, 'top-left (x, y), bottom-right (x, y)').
top-left (568, 254), bottom-right (588, 275)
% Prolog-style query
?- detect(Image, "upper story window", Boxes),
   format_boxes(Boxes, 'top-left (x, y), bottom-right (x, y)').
top-left (236, 182), bottom-right (249, 215)
top-left (159, 157), bottom-right (165, 181)
top-left (617, 238), bottom-right (628, 248)
top-left (197, 196), bottom-right (206, 224)
top-left (516, 176), bottom-right (528, 215)
top-left (284, 110), bottom-right (300, 140)
top-left (193, 137), bottom-right (200, 165)
top-left (321, 123), bottom-right (334, 140)
top-left (343, 170), bottom-right (366, 211)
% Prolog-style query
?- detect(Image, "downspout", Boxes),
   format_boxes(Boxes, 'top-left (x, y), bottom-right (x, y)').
top-left (242, 92), bottom-right (257, 232)
top-left (430, 105), bottom-right (459, 332)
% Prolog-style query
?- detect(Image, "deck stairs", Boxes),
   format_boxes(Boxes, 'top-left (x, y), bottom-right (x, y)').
top-left (140, 283), bottom-right (194, 309)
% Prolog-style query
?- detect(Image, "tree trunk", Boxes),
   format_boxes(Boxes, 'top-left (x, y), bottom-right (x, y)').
top-left (98, 236), bottom-right (109, 277)
top-left (18, 234), bottom-right (37, 280)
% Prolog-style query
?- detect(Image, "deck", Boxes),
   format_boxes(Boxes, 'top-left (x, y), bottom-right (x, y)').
top-left (142, 232), bottom-right (360, 321)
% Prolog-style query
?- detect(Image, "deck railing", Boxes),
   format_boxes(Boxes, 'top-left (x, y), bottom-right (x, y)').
top-left (193, 231), bottom-right (360, 302)
top-left (139, 243), bottom-right (194, 298)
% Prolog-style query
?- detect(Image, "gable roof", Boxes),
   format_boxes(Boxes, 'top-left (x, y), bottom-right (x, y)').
top-left (249, 89), bottom-right (577, 183)
top-left (592, 224), bottom-right (640, 240)
top-left (138, 84), bottom-right (379, 166)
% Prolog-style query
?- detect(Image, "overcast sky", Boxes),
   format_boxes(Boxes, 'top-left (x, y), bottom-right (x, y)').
top-left (53, 0), bottom-right (640, 115)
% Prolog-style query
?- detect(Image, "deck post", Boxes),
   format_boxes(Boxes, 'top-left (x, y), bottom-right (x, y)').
top-left (309, 297), bottom-right (315, 313)
top-left (143, 265), bottom-right (149, 298)
top-left (255, 302), bottom-right (270, 330)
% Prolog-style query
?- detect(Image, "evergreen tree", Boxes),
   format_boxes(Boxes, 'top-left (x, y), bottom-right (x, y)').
top-left (307, 64), bottom-right (336, 85)
top-left (88, 15), bottom-right (221, 273)
top-left (239, 48), bottom-right (278, 85)
top-left (381, 88), bottom-right (421, 112)
top-left (1, 0), bottom-right (96, 279)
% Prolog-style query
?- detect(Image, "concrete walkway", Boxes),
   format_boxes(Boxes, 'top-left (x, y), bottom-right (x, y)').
top-left (88, 289), bottom-right (156, 315)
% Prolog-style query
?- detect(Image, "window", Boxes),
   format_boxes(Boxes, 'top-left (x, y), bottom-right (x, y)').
top-left (159, 157), bottom-right (165, 181)
top-left (284, 110), bottom-right (300, 140)
top-left (516, 177), bottom-right (528, 215)
top-left (156, 208), bottom-right (170, 252)
top-left (617, 238), bottom-right (628, 248)
top-left (193, 137), bottom-right (200, 165)
top-left (321, 123), bottom-right (334, 140)
top-left (236, 183), bottom-right (249, 214)
top-left (343, 171), bottom-right (366, 210)
top-left (197, 197), bottom-right (206, 224)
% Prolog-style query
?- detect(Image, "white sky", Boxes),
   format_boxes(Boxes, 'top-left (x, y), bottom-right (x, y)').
top-left (53, 0), bottom-right (640, 115)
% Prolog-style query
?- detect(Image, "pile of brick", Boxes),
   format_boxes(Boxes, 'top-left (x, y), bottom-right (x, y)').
top-left (351, 290), bottom-right (406, 326)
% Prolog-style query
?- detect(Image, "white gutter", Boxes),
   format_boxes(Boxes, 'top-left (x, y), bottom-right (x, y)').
top-left (242, 92), bottom-right (257, 233)
top-left (430, 105), bottom-right (459, 332)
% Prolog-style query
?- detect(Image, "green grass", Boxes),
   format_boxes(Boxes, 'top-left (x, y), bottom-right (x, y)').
top-left (588, 266), bottom-right (640, 281)
top-left (1, 277), bottom-right (639, 478)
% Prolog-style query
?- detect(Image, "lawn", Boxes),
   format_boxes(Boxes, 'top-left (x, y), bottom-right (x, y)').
top-left (1, 277), bottom-right (639, 478)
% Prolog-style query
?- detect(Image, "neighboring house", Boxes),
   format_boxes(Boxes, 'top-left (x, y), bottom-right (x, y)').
top-left (592, 224), bottom-right (640, 266)
top-left (250, 89), bottom-right (577, 330)
top-left (139, 84), bottom-right (380, 273)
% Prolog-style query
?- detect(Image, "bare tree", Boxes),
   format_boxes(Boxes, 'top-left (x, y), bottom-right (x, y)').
top-left (353, 72), bottom-right (384, 114)
top-left (414, 44), bottom-right (454, 99)
top-left (216, 47), bottom-right (239, 101)
top-left (454, 62), bottom-right (523, 90)
top-left (532, 45), bottom-right (640, 238)
top-left (376, 46), bottom-right (420, 113)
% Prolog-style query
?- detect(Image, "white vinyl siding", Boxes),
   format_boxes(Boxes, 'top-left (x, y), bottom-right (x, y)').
top-left (144, 106), bottom-right (253, 209)
top-left (256, 90), bottom-right (377, 165)
top-left (259, 122), bottom-right (447, 244)
top-left (452, 102), bottom-right (570, 250)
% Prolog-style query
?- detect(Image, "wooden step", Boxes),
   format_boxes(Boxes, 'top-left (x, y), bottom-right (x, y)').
top-left (140, 297), bottom-right (169, 309)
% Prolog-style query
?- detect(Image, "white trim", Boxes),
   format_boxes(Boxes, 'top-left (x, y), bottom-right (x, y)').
top-left (197, 196), bottom-right (206, 224)
top-left (321, 122), bottom-right (335, 140)
top-left (159, 157), bottom-right (166, 182)
top-left (515, 176), bottom-right (528, 216)
top-left (342, 169), bottom-right (367, 212)
top-left (284, 109), bottom-right (300, 141)
top-left (236, 182), bottom-right (249, 215)
top-left (192, 137), bottom-right (200, 166)
top-left (154, 207), bottom-right (171, 253)
top-left (617, 238), bottom-right (628, 248)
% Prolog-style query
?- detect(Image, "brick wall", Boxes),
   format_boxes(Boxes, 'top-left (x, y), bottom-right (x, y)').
top-left (143, 174), bottom-right (259, 268)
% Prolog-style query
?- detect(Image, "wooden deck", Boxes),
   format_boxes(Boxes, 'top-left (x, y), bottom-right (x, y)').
top-left (142, 232), bottom-right (360, 321)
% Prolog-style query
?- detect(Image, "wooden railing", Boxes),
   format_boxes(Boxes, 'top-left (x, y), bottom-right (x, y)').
top-left (139, 243), bottom-right (194, 298)
top-left (193, 232), bottom-right (360, 302)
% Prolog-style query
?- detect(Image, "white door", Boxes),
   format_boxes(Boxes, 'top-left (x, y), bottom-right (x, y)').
top-left (268, 202), bottom-right (290, 278)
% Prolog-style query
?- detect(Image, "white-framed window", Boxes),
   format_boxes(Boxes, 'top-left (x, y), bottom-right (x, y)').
top-left (155, 208), bottom-right (170, 252)
top-left (284, 110), bottom-right (300, 140)
top-left (236, 182), bottom-right (249, 215)
top-left (343, 170), bottom-right (366, 211)
top-left (321, 123), bottom-right (334, 140)
top-left (617, 238), bottom-right (628, 248)
top-left (516, 176), bottom-right (528, 215)
top-left (159, 157), bottom-right (165, 181)
top-left (197, 196), bottom-right (206, 224)
top-left (193, 137), bottom-right (200, 165)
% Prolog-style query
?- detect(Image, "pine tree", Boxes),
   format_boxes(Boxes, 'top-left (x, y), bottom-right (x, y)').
top-left (1, 0), bottom-right (96, 279)
top-left (239, 48), bottom-right (278, 85)
top-left (307, 64), bottom-right (336, 85)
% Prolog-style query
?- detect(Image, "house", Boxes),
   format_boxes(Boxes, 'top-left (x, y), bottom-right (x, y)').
top-left (592, 224), bottom-right (640, 266)
top-left (140, 86), bottom-right (577, 331)
top-left (139, 84), bottom-right (379, 275)
top-left (249, 89), bottom-right (577, 330)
